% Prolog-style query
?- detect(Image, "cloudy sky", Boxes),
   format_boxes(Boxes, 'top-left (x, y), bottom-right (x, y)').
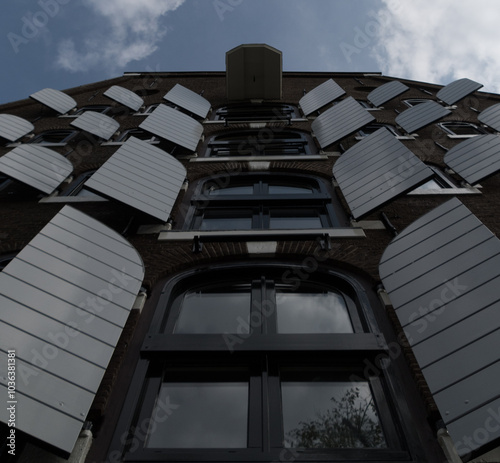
top-left (1, 0), bottom-right (499, 105)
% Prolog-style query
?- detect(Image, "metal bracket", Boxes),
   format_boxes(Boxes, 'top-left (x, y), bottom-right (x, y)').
top-left (318, 233), bottom-right (332, 251)
top-left (192, 235), bottom-right (203, 253)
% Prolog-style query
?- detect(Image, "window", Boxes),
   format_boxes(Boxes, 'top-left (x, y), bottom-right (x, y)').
top-left (60, 170), bottom-right (102, 198)
top-left (204, 130), bottom-right (314, 157)
top-left (111, 264), bottom-right (415, 461)
top-left (72, 105), bottom-right (111, 116)
top-left (438, 121), bottom-right (489, 137)
top-left (403, 99), bottom-right (432, 107)
top-left (214, 103), bottom-right (299, 121)
top-left (28, 129), bottom-right (77, 145)
top-left (0, 174), bottom-right (40, 201)
top-left (410, 165), bottom-right (458, 192)
top-left (114, 128), bottom-right (159, 144)
top-left (182, 173), bottom-right (347, 230)
top-left (357, 123), bottom-right (402, 137)
top-left (0, 252), bottom-right (16, 271)
top-left (134, 103), bottom-right (160, 115)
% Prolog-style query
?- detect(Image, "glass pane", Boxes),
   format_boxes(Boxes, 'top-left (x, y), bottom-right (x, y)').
top-left (413, 178), bottom-right (444, 190)
top-left (174, 291), bottom-right (251, 333)
top-left (282, 381), bottom-right (386, 449)
top-left (208, 185), bottom-right (254, 196)
top-left (269, 215), bottom-right (322, 229)
top-left (200, 216), bottom-right (253, 230)
top-left (268, 185), bottom-right (313, 194)
top-left (146, 381), bottom-right (248, 448)
top-left (276, 291), bottom-right (353, 333)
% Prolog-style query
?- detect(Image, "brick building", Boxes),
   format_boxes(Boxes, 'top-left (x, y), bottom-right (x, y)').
top-left (1, 44), bottom-right (500, 462)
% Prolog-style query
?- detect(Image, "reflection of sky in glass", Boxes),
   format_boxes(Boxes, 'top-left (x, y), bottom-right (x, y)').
top-left (146, 382), bottom-right (248, 448)
top-left (268, 185), bottom-right (313, 194)
top-left (276, 292), bottom-right (353, 333)
top-left (281, 381), bottom-right (386, 448)
top-left (174, 292), bottom-right (250, 334)
top-left (412, 178), bottom-right (443, 190)
top-left (269, 216), bottom-right (322, 229)
top-left (208, 185), bottom-right (253, 195)
top-left (201, 216), bottom-right (252, 230)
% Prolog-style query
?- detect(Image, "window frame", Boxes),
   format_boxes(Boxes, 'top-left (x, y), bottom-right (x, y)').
top-left (110, 263), bottom-right (422, 462)
top-left (213, 103), bottom-right (300, 122)
top-left (203, 129), bottom-right (316, 158)
top-left (28, 129), bottom-right (78, 146)
top-left (437, 121), bottom-right (489, 138)
top-left (181, 173), bottom-right (349, 231)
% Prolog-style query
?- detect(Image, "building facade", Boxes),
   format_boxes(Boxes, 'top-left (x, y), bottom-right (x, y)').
top-left (1, 45), bottom-right (500, 463)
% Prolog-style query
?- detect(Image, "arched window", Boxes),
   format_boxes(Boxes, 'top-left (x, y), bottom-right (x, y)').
top-left (181, 173), bottom-right (348, 230)
top-left (111, 263), bottom-right (421, 461)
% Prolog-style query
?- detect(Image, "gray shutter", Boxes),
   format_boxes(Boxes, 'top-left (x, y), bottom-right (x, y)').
top-left (395, 100), bottom-right (451, 133)
top-left (104, 85), bottom-right (144, 112)
top-left (30, 88), bottom-right (77, 115)
top-left (163, 84), bottom-right (211, 119)
top-left (70, 111), bottom-right (120, 141)
top-left (367, 81), bottom-right (409, 107)
top-left (333, 128), bottom-right (433, 219)
top-left (311, 97), bottom-right (375, 148)
top-left (0, 144), bottom-right (73, 194)
top-left (444, 134), bottom-right (500, 184)
top-left (84, 136), bottom-right (187, 221)
top-left (0, 206), bottom-right (144, 456)
top-left (139, 104), bottom-right (203, 152)
top-left (436, 78), bottom-right (483, 106)
top-left (379, 198), bottom-right (500, 457)
top-left (299, 79), bottom-right (345, 116)
top-left (478, 103), bottom-right (500, 131)
top-left (0, 114), bottom-right (34, 142)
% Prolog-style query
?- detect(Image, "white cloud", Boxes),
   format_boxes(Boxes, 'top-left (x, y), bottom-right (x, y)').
top-left (372, 0), bottom-right (500, 92)
top-left (56, 0), bottom-right (185, 72)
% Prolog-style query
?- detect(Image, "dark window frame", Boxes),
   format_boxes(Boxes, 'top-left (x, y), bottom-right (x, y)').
top-left (204, 129), bottom-right (315, 157)
top-left (213, 103), bottom-right (300, 122)
top-left (29, 129), bottom-right (78, 145)
top-left (357, 123), bottom-right (402, 137)
top-left (110, 263), bottom-right (423, 462)
top-left (402, 99), bottom-right (432, 108)
top-left (181, 173), bottom-right (349, 231)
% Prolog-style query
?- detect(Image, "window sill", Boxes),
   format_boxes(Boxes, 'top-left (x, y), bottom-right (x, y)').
top-left (203, 118), bottom-right (309, 125)
top-left (158, 228), bottom-right (366, 241)
top-left (39, 196), bottom-right (108, 203)
top-left (445, 134), bottom-right (481, 139)
top-left (190, 155), bottom-right (329, 162)
top-left (355, 135), bottom-right (415, 141)
top-left (101, 140), bottom-right (160, 146)
top-left (408, 187), bottom-right (481, 195)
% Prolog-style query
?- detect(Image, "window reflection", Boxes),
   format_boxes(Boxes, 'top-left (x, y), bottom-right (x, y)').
top-left (276, 291), bottom-right (353, 333)
top-left (282, 381), bottom-right (386, 449)
top-left (174, 290), bottom-right (251, 334)
top-left (146, 381), bottom-right (248, 448)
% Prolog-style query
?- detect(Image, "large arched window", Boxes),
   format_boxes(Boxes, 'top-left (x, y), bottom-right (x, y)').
top-left (111, 263), bottom-right (422, 461)
top-left (181, 173), bottom-right (348, 230)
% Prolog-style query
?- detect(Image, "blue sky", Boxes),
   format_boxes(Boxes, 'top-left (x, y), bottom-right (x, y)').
top-left (2, 0), bottom-right (500, 105)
